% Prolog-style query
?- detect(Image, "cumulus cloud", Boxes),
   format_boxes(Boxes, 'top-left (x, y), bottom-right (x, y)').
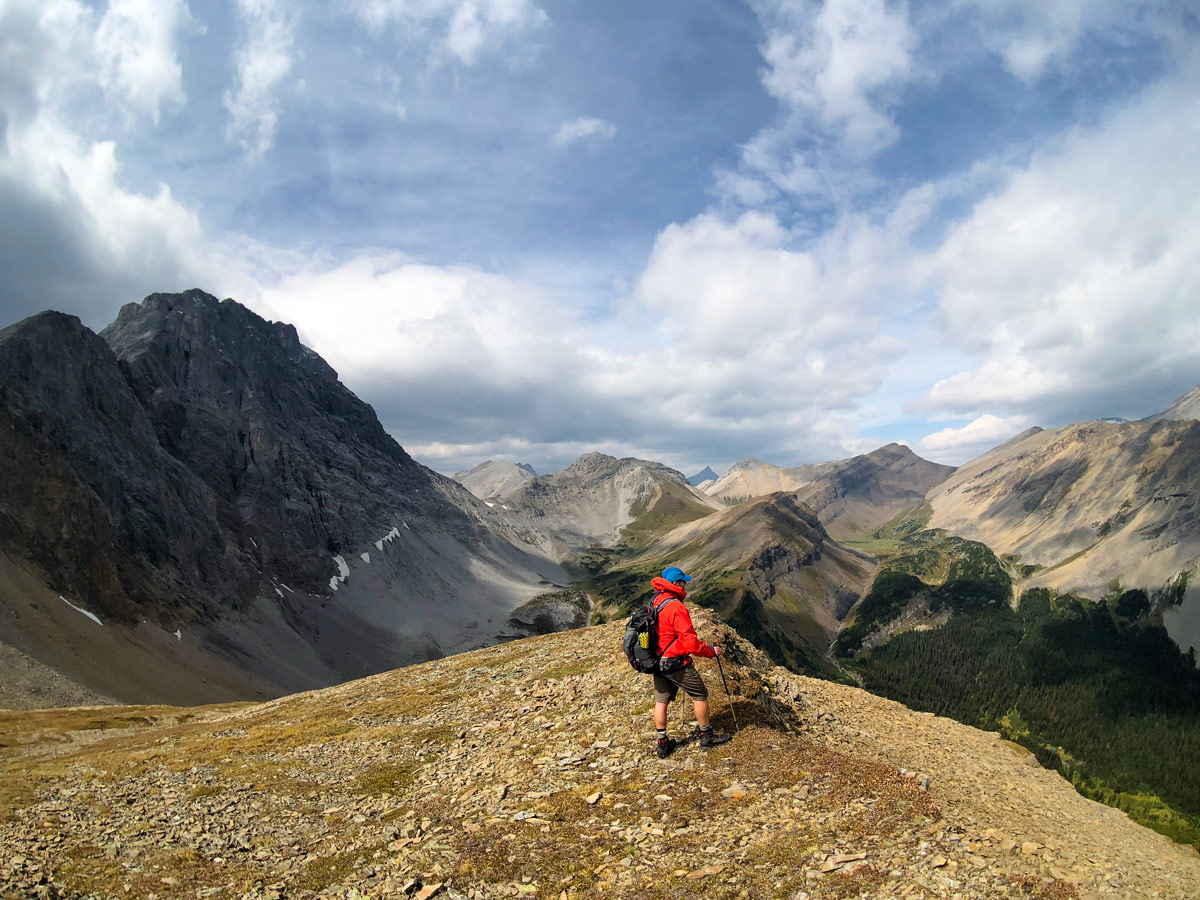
top-left (920, 68), bottom-right (1200, 422)
top-left (552, 116), bottom-right (616, 148)
top-left (352, 0), bottom-right (548, 66)
top-left (960, 0), bottom-right (1132, 83)
top-left (0, 0), bottom-right (209, 327)
top-left (94, 0), bottom-right (192, 123)
top-left (224, 0), bottom-right (297, 158)
top-left (713, 0), bottom-right (918, 212)
top-left (0, 117), bottom-right (211, 326)
top-left (755, 0), bottom-right (916, 153)
top-left (916, 413), bottom-right (1034, 464)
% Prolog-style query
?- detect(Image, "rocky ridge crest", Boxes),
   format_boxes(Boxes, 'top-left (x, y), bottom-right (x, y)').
top-left (1, 614), bottom-right (1196, 899)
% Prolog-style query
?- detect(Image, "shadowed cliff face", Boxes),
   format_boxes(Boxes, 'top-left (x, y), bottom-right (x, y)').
top-left (0, 308), bottom-right (240, 622)
top-left (0, 292), bottom-right (566, 703)
top-left (100, 290), bottom-right (476, 595)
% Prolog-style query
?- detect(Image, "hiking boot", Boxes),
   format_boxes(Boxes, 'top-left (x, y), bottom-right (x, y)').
top-left (698, 729), bottom-right (731, 749)
top-left (656, 736), bottom-right (677, 759)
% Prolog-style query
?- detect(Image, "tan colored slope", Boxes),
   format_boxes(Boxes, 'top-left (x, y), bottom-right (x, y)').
top-left (703, 457), bottom-right (834, 502)
top-left (452, 460), bottom-right (536, 501)
top-left (705, 446), bottom-right (955, 541)
top-left (794, 444), bottom-right (956, 540)
top-left (648, 493), bottom-right (875, 647)
top-left (926, 419), bottom-right (1200, 596)
top-left (1145, 383), bottom-right (1200, 422)
top-left (3, 615), bottom-right (1196, 900)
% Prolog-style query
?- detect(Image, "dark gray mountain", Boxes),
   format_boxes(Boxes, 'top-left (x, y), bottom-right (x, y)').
top-left (0, 291), bottom-right (564, 705)
top-left (688, 466), bottom-right (719, 485)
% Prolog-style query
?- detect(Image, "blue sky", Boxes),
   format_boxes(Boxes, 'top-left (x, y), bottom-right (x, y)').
top-left (2, 0), bottom-right (1199, 477)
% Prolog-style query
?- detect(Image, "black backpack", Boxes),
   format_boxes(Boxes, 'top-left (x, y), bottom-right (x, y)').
top-left (623, 594), bottom-right (679, 674)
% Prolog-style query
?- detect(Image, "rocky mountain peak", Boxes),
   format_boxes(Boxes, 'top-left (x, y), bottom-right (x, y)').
top-left (0, 291), bottom-right (570, 703)
top-left (559, 451), bottom-right (620, 478)
top-left (729, 455), bottom-right (764, 471)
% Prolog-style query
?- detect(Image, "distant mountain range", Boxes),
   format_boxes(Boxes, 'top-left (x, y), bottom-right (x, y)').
top-left (2, 288), bottom-right (1199, 711)
top-left (694, 444), bottom-right (955, 540)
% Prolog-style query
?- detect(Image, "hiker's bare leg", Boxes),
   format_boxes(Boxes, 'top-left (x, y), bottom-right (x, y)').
top-left (693, 699), bottom-right (710, 729)
top-left (654, 701), bottom-right (668, 730)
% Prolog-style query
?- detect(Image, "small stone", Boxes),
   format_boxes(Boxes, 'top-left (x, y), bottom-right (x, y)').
top-left (585, 792), bottom-right (602, 805)
top-left (721, 783), bottom-right (747, 799)
top-left (685, 865), bottom-right (725, 880)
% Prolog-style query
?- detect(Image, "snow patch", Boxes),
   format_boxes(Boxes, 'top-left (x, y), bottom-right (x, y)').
top-left (60, 596), bottom-right (101, 626)
top-left (375, 527), bottom-right (402, 551)
top-left (360, 552), bottom-right (371, 564)
top-left (275, 588), bottom-right (284, 598)
top-left (249, 538), bottom-right (257, 548)
top-left (173, 629), bottom-right (182, 641)
top-left (330, 554), bottom-right (350, 593)
top-left (280, 583), bottom-right (293, 593)
top-left (485, 502), bottom-right (495, 508)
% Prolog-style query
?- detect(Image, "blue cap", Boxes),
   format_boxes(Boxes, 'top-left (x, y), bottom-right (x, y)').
top-left (661, 566), bottom-right (691, 583)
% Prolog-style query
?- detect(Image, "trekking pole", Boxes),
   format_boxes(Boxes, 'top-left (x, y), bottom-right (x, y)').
top-left (715, 654), bottom-right (740, 733)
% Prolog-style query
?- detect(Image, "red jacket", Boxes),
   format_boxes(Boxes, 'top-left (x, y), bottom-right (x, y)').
top-left (649, 577), bottom-right (714, 665)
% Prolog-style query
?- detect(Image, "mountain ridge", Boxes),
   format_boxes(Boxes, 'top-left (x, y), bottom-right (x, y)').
top-left (1, 615), bottom-right (1196, 899)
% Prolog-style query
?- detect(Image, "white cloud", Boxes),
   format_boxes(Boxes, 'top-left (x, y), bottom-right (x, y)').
top-left (352, 0), bottom-right (548, 66)
top-left (754, 0), bottom-right (916, 154)
top-left (916, 413), bottom-right (1033, 463)
top-left (960, 0), bottom-right (1127, 83)
top-left (921, 69), bottom-right (1200, 419)
top-left (552, 116), bottom-right (616, 148)
top-left (0, 112), bottom-right (211, 325)
top-left (225, 0), bottom-right (297, 158)
top-left (94, 0), bottom-right (192, 123)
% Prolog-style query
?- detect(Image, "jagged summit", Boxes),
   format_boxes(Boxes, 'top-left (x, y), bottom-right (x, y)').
top-left (0, 291), bottom-right (566, 706)
top-left (2, 616), bottom-right (1196, 899)
top-left (688, 465), bottom-right (719, 486)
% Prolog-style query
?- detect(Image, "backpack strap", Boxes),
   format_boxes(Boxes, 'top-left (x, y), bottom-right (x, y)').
top-left (650, 593), bottom-right (676, 616)
top-left (650, 593), bottom-right (681, 661)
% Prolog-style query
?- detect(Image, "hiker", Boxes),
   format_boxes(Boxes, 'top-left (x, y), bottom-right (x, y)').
top-left (649, 566), bottom-right (732, 758)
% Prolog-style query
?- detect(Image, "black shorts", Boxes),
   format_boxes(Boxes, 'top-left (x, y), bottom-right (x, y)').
top-left (652, 663), bottom-right (708, 703)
